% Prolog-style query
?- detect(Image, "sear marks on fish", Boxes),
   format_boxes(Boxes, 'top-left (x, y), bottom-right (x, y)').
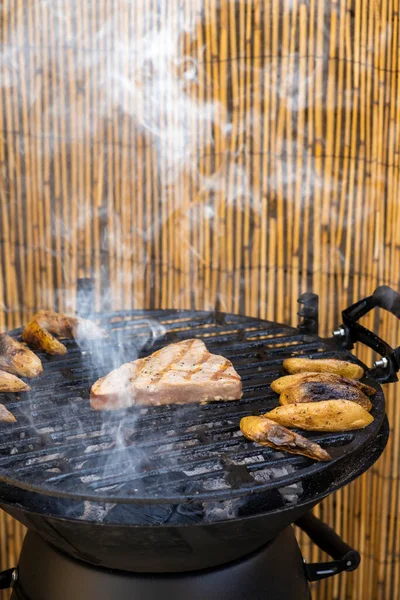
top-left (240, 415), bottom-right (331, 462)
top-left (22, 310), bottom-right (107, 356)
top-left (280, 381), bottom-right (372, 412)
top-left (0, 334), bottom-right (43, 378)
top-left (90, 338), bottom-right (242, 410)
top-left (0, 370), bottom-right (30, 393)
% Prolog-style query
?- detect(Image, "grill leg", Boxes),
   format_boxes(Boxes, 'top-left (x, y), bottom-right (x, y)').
top-left (11, 587), bottom-right (29, 600)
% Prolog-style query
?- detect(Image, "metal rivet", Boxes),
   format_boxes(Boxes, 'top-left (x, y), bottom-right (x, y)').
top-left (333, 327), bottom-right (346, 337)
top-left (11, 568), bottom-right (18, 585)
top-left (374, 357), bottom-right (389, 369)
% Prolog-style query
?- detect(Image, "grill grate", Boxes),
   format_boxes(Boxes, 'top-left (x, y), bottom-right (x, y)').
top-left (0, 310), bottom-right (385, 507)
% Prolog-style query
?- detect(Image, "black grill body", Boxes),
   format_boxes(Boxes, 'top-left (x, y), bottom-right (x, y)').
top-left (11, 529), bottom-right (311, 600)
top-left (0, 310), bottom-right (389, 571)
top-left (1, 422), bottom-right (388, 572)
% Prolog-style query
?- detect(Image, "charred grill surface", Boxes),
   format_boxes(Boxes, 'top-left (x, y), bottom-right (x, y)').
top-left (0, 310), bottom-right (386, 513)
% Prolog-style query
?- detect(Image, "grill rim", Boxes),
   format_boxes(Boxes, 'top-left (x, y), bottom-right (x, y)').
top-left (0, 416), bottom-right (389, 524)
top-left (0, 309), bottom-right (387, 506)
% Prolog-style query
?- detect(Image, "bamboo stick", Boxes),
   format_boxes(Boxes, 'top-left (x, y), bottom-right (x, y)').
top-left (218, 0), bottom-right (229, 313)
top-left (259, 1), bottom-right (271, 320)
top-left (2, 0), bottom-right (18, 329)
top-left (249, 0), bottom-right (261, 318)
top-left (273, 0), bottom-right (290, 324)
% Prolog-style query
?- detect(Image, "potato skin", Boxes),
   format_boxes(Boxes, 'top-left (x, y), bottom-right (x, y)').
top-left (264, 400), bottom-right (374, 432)
top-left (283, 358), bottom-right (364, 380)
top-left (22, 311), bottom-right (107, 356)
top-left (279, 381), bottom-right (372, 412)
top-left (22, 320), bottom-right (67, 356)
top-left (240, 415), bottom-right (331, 461)
top-left (0, 370), bottom-right (30, 392)
top-left (0, 333), bottom-right (43, 377)
top-left (0, 404), bottom-right (16, 422)
top-left (271, 372), bottom-right (376, 396)
top-left (33, 310), bottom-right (106, 340)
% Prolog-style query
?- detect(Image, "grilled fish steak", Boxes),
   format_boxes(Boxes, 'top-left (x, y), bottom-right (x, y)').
top-left (90, 338), bottom-right (242, 410)
top-left (279, 381), bottom-right (372, 412)
top-left (271, 372), bottom-right (376, 396)
top-left (264, 400), bottom-right (374, 432)
top-left (283, 358), bottom-right (364, 380)
top-left (0, 370), bottom-right (30, 392)
top-left (0, 334), bottom-right (43, 378)
top-left (22, 310), bottom-right (107, 356)
top-left (240, 416), bottom-right (331, 461)
top-left (0, 404), bottom-right (16, 423)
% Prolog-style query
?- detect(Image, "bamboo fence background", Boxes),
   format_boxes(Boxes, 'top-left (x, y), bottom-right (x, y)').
top-left (0, 1), bottom-right (399, 598)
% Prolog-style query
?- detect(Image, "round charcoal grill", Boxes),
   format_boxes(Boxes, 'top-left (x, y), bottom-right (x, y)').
top-left (0, 288), bottom-right (396, 579)
top-left (0, 310), bottom-right (387, 508)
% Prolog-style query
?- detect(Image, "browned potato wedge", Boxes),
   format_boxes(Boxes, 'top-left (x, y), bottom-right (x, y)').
top-left (22, 311), bottom-right (107, 356)
top-left (271, 373), bottom-right (376, 396)
top-left (0, 404), bottom-right (16, 422)
top-left (0, 334), bottom-right (43, 378)
top-left (0, 370), bottom-right (30, 393)
top-left (33, 310), bottom-right (107, 340)
top-left (279, 381), bottom-right (372, 412)
top-left (22, 320), bottom-right (67, 356)
top-left (240, 416), bottom-right (331, 461)
top-left (283, 358), bottom-right (364, 380)
top-left (264, 400), bottom-right (374, 432)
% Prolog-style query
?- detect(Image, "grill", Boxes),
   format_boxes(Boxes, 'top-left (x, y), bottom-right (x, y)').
top-left (0, 289), bottom-right (396, 592)
top-left (0, 308), bottom-right (387, 520)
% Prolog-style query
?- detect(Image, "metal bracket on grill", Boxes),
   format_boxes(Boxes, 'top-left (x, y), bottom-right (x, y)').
top-left (297, 293), bottom-right (319, 335)
top-left (332, 285), bottom-right (400, 383)
top-left (296, 512), bottom-right (360, 582)
top-left (213, 295), bottom-right (226, 326)
top-left (77, 277), bottom-right (96, 318)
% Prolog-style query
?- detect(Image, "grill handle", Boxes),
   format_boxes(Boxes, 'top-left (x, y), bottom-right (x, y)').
top-left (295, 512), bottom-right (360, 582)
top-left (334, 285), bottom-right (400, 383)
top-left (0, 568), bottom-right (16, 589)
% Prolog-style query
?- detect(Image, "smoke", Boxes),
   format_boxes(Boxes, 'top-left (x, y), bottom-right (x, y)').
top-left (0, 0), bottom-right (386, 521)
top-left (0, 0), bottom-right (379, 321)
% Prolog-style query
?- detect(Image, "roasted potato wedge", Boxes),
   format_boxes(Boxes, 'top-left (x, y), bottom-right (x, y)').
top-left (271, 372), bottom-right (376, 397)
top-left (0, 334), bottom-right (43, 378)
top-left (22, 319), bottom-right (67, 356)
top-left (0, 370), bottom-right (30, 393)
top-left (0, 404), bottom-right (16, 423)
top-left (279, 381), bottom-right (372, 412)
top-left (264, 400), bottom-right (374, 432)
top-left (240, 415), bottom-right (331, 461)
top-left (283, 358), bottom-right (364, 380)
top-left (32, 310), bottom-right (107, 340)
top-left (22, 311), bottom-right (107, 356)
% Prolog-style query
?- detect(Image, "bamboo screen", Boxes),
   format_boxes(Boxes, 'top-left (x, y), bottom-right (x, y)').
top-left (0, 1), bottom-right (399, 598)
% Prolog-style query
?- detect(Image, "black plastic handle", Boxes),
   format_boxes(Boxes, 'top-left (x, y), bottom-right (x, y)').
top-left (295, 512), bottom-right (360, 582)
top-left (0, 568), bottom-right (15, 590)
top-left (335, 285), bottom-right (400, 383)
